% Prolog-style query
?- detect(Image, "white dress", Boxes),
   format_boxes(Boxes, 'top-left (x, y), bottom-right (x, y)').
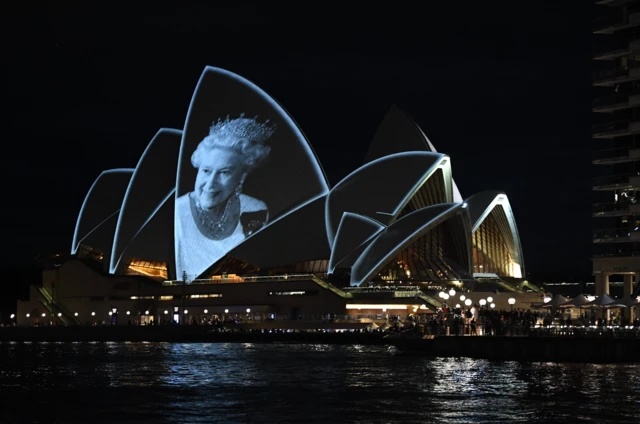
top-left (175, 193), bottom-right (267, 280)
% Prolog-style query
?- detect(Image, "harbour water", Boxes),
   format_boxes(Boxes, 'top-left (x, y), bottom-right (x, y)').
top-left (1, 342), bottom-right (638, 423)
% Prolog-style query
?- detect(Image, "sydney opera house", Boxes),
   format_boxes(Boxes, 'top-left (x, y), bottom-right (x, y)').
top-left (17, 67), bottom-right (541, 326)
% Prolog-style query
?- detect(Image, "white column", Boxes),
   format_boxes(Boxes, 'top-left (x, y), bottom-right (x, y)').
top-left (595, 273), bottom-right (610, 319)
top-left (623, 273), bottom-right (635, 322)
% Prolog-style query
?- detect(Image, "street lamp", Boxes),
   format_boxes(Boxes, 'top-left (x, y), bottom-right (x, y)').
top-left (464, 299), bottom-right (472, 307)
top-left (91, 312), bottom-right (95, 316)
top-left (487, 296), bottom-right (493, 303)
top-left (204, 309), bottom-right (208, 314)
top-left (439, 292), bottom-right (446, 299)
top-left (508, 297), bottom-right (516, 311)
top-left (26, 313), bottom-right (30, 318)
top-left (490, 303), bottom-right (495, 309)
top-left (448, 289), bottom-right (456, 297)
top-left (164, 310), bottom-right (168, 315)
top-left (460, 295), bottom-right (466, 301)
top-left (42, 313), bottom-right (46, 317)
top-left (479, 299), bottom-right (487, 307)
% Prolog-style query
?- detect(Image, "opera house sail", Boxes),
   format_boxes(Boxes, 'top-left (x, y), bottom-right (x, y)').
top-left (16, 66), bottom-right (535, 326)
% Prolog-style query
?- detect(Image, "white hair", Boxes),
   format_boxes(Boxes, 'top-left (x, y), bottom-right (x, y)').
top-left (191, 116), bottom-right (273, 172)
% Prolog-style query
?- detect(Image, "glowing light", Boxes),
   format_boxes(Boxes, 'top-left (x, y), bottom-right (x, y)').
top-left (42, 313), bottom-right (46, 317)
top-left (460, 295), bottom-right (466, 301)
top-left (246, 308), bottom-right (251, 313)
top-left (10, 314), bottom-right (15, 319)
top-left (145, 311), bottom-right (149, 315)
top-left (184, 310), bottom-right (188, 314)
top-left (490, 303), bottom-right (495, 309)
top-left (164, 310), bottom-right (168, 314)
top-left (439, 292), bottom-right (446, 298)
top-left (448, 289), bottom-right (456, 297)
top-left (508, 298), bottom-right (516, 305)
top-left (543, 296), bottom-right (552, 303)
top-left (74, 312), bottom-right (78, 316)
top-left (26, 314), bottom-right (30, 318)
top-left (442, 293), bottom-right (449, 300)
top-left (455, 304), bottom-right (461, 308)
top-left (469, 192), bottom-right (524, 279)
top-left (126, 311), bottom-right (131, 315)
top-left (346, 304), bottom-right (408, 310)
top-left (204, 309), bottom-right (208, 314)
top-left (91, 312), bottom-right (95, 316)
top-left (464, 299), bottom-right (472, 306)
top-left (108, 312), bottom-right (113, 316)
top-left (224, 309), bottom-right (229, 313)
top-left (479, 299), bottom-right (487, 306)
top-left (487, 296), bottom-right (493, 303)
top-left (382, 308), bottom-right (387, 312)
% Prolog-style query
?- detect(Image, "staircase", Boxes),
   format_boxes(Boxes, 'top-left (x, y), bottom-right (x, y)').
top-left (37, 286), bottom-right (81, 325)
top-left (417, 293), bottom-right (443, 311)
top-left (311, 276), bottom-right (353, 299)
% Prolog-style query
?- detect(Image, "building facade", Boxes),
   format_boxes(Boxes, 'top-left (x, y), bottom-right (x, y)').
top-left (17, 67), bottom-right (538, 326)
top-left (592, 0), bottom-right (640, 319)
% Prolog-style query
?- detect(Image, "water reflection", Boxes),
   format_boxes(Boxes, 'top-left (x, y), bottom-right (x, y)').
top-left (0, 342), bottom-right (639, 423)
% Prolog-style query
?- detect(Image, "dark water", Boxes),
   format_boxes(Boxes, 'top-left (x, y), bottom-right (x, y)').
top-left (0, 342), bottom-right (639, 423)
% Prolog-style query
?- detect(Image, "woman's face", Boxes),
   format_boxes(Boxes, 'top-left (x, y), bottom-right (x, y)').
top-left (195, 147), bottom-right (245, 210)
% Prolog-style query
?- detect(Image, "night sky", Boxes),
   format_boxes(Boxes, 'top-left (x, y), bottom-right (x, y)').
top-left (3, 2), bottom-right (592, 281)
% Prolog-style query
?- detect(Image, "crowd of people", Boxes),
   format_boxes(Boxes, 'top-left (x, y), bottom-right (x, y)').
top-left (387, 304), bottom-right (640, 336)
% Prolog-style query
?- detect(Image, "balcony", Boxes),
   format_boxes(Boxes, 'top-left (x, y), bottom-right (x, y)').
top-left (593, 201), bottom-right (640, 217)
top-left (595, 0), bottom-right (638, 6)
top-left (593, 40), bottom-right (634, 60)
top-left (593, 65), bottom-right (640, 86)
top-left (592, 174), bottom-right (640, 190)
top-left (593, 250), bottom-right (640, 259)
top-left (593, 12), bottom-right (640, 34)
top-left (592, 92), bottom-right (640, 112)
top-left (592, 146), bottom-right (640, 164)
top-left (593, 227), bottom-right (640, 243)
top-left (592, 120), bottom-right (640, 138)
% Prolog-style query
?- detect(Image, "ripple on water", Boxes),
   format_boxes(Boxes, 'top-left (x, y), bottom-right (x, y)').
top-left (0, 342), bottom-right (638, 424)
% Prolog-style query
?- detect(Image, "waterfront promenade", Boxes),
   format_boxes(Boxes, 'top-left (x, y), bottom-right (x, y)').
top-left (1, 322), bottom-right (639, 362)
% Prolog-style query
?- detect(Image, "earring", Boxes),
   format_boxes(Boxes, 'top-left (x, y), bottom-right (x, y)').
top-left (235, 183), bottom-right (243, 197)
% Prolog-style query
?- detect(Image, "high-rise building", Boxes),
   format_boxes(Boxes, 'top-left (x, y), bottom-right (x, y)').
top-left (592, 0), bottom-right (640, 318)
